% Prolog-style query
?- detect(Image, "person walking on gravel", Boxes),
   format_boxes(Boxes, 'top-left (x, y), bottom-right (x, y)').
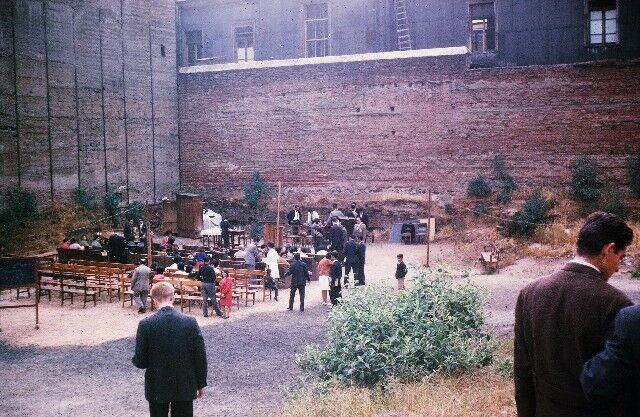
top-left (131, 259), bottom-right (152, 313)
top-left (285, 253), bottom-right (311, 311)
top-left (132, 281), bottom-right (208, 417)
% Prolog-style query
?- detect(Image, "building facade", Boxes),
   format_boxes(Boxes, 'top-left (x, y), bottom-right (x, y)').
top-left (177, 0), bottom-right (640, 68)
top-left (0, 0), bottom-right (180, 204)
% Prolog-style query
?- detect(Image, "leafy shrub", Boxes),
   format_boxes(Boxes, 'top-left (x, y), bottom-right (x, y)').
top-left (493, 153), bottom-right (517, 204)
top-left (125, 201), bottom-right (145, 222)
top-left (104, 190), bottom-right (120, 227)
top-left (631, 270), bottom-right (640, 280)
top-left (626, 154), bottom-right (640, 197)
top-left (602, 190), bottom-right (626, 219)
top-left (507, 190), bottom-right (551, 236)
top-left (296, 268), bottom-right (495, 387)
top-left (444, 203), bottom-right (456, 215)
top-left (0, 188), bottom-right (39, 233)
top-left (495, 358), bottom-right (513, 377)
top-left (244, 171), bottom-right (268, 210)
top-left (571, 156), bottom-right (601, 203)
top-left (467, 176), bottom-right (491, 198)
top-left (72, 187), bottom-right (96, 211)
top-left (473, 201), bottom-right (488, 216)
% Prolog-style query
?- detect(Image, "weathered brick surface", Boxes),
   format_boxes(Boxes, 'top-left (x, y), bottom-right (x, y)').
top-left (178, 55), bottom-right (640, 201)
top-left (0, 0), bottom-right (179, 204)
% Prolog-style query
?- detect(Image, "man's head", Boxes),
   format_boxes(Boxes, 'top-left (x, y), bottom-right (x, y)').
top-left (128, 219), bottom-right (133, 224)
top-left (349, 235), bottom-right (354, 240)
top-left (293, 252), bottom-right (301, 260)
top-left (70, 238), bottom-right (77, 244)
top-left (253, 238), bottom-right (260, 244)
top-left (177, 262), bottom-right (185, 271)
top-left (355, 217), bottom-right (362, 224)
top-left (576, 211), bottom-right (633, 279)
top-left (331, 250), bottom-right (339, 259)
top-left (151, 282), bottom-right (174, 305)
top-left (268, 241), bottom-right (275, 249)
top-left (294, 204), bottom-right (299, 210)
top-left (325, 252), bottom-right (332, 259)
top-left (139, 258), bottom-right (146, 265)
top-left (351, 202), bottom-right (357, 209)
top-left (332, 203), bottom-right (338, 209)
top-left (397, 254), bottom-right (403, 263)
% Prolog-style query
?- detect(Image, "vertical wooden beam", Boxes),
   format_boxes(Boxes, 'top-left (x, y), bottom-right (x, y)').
top-left (99, 6), bottom-right (108, 194)
top-left (120, 0), bottom-right (130, 204)
top-left (10, 0), bottom-right (21, 189)
top-left (72, 7), bottom-right (81, 188)
top-left (148, 23), bottom-right (157, 202)
top-left (43, 0), bottom-right (54, 200)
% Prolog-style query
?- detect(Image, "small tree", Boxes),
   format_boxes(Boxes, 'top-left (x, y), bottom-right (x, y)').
top-left (244, 171), bottom-right (268, 210)
top-left (125, 201), bottom-right (145, 222)
top-left (467, 175), bottom-right (492, 198)
top-left (493, 153), bottom-right (517, 204)
top-left (570, 156), bottom-right (601, 203)
top-left (104, 190), bottom-right (120, 227)
top-left (603, 190), bottom-right (627, 219)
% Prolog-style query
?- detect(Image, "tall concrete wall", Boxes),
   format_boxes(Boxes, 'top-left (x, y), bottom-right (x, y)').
top-left (177, 53), bottom-right (640, 201)
top-left (0, 0), bottom-right (180, 204)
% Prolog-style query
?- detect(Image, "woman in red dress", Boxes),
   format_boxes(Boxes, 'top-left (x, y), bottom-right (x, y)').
top-left (218, 269), bottom-right (233, 319)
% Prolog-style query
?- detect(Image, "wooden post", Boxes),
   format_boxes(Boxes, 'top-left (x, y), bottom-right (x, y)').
top-left (426, 189), bottom-right (431, 268)
top-left (146, 220), bottom-right (153, 267)
top-left (276, 181), bottom-right (282, 246)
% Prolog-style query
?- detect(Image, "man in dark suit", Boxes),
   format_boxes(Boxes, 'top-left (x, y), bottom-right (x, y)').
top-left (514, 212), bottom-right (633, 417)
top-left (581, 305), bottom-right (640, 416)
top-left (329, 251), bottom-right (342, 306)
top-left (287, 205), bottom-right (302, 234)
top-left (355, 236), bottom-right (366, 286)
top-left (285, 252), bottom-right (310, 312)
top-left (328, 218), bottom-right (347, 261)
top-left (132, 282), bottom-right (208, 417)
top-left (342, 235), bottom-right (359, 287)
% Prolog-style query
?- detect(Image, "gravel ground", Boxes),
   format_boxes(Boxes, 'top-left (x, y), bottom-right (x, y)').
top-left (0, 306), bottom-right (327, 417)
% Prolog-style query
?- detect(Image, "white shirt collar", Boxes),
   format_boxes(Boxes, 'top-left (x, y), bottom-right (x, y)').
top-left (570, 257), bottom-right (601, 273)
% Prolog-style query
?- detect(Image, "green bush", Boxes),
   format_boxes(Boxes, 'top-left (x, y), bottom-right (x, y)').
top-left (72, 187), bottom-right (96, 211)
top-left (244, 171), bottom-right (268, 210)
top-left (571, 156), bottom-right (601, 203)
top-left (492, 153), bottom-right (517, 204)
top-left (249, 222), bottom-right (264, 240)
top-left (602, 190), bottom-right (626, 219)
top-left (507, 190), bottom-right (551, 236)
top-left (296, 268), bottom-right (495, 387)
top-left (0, 188), bottom-right (39, 234)
top-left (103, 191), bottom-right (120, 227)
top-left (626, 154), bottom-right (640, 197)
top-left (444, 203), bottom-right (456, 215)
top-left (125, 201), bottom-right (145, 222)
top-left (473, 201), bottom-right (488, 216)
top-left (467, 176), bottom-right (492, 198)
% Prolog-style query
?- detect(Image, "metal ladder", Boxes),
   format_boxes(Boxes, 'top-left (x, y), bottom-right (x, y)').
top-left (394, 0), bottom-right (412, 50)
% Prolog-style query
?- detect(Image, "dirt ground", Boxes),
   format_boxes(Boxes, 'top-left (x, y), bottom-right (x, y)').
top-left (2, 242), bottom-right (640, 416)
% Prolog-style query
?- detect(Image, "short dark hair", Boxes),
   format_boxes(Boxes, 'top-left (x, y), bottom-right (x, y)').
top-left (332, 203), bottom-right (338, 209)
top-left (177, 262), bottom-right (185, 271)
top-left (70, 238), bottom-right (77, 244)
top-left (325, 252), bottom-right (332, 259)
top-left (331, 250), bottom-right (339, 258)
top-left (267, 242), bottom-right (275, 248)
top-left (397, 254), bottom-right (403, 259)
top-left (576, 212), bottom-right (633, 257)
top-left (293, 253), bottom-right (301, 260)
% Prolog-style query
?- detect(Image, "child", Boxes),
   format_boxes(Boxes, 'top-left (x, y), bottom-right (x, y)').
top-left (395, 254), bottom-right (408, 290)
top-left (264, 268), bottom-right (279, 301)
top-left (329, 251), bottom-right (342, 306)
top-left (218, 269), bottom-right (232, 319)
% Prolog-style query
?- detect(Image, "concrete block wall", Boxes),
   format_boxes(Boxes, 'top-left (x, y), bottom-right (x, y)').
top-left (0, 0), bottom-right (180, 205)
top-left (178, 54), bottom-right (640, 201)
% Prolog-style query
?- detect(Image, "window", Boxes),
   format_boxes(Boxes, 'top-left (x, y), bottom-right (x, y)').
top-left (235, 24), bottom-right (254, 62)
top-left (469, 2), bottom-right (496, 52)
top-left (305, 3), bottom-right (329, 58)
top-left (186, 30), bottom-right (202, 65)
top-left (588, 0), bottom-right (617, 45)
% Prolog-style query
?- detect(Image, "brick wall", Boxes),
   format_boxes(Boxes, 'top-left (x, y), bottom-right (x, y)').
top-left (0, 0), bottom-right (180, 204)
top-left (178, 55), bottom-right (640, 203)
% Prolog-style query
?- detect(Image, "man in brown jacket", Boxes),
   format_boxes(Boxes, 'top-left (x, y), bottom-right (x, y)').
top-left (514, 212), bottom-right (633, 417)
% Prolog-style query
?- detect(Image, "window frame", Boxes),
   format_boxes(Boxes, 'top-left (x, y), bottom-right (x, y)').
top-left (303, 3), bottom-right (330, 58)
top-left (185, 29), bottom-right (203, 65)
top-left (233, 21), bottom-right (256, 62)
top-left (586, 0), bottom-right (619, 46)
top-left (468, 1), bottom-right (497, 53)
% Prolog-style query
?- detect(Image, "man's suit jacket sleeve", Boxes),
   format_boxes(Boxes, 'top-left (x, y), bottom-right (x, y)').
top-left (580, 308), bottom-right (634, 402)
top-left (191, 319), bottom-right (208, 389)
top-left (132, 321), bottom-right (148, 369)
top-left (514, 290), bottom-right (536, 417)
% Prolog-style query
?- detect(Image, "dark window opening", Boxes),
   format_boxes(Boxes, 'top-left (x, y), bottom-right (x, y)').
top-left (235, 24), bottom-right (254, 62)
top-left (470, 2), bottom-right (496, 52)
top-left (160, 44), bottom-right (166, 57)
top-left (588, 0), bottom-right (618, 45)
top-left (186, 30), bottom-right (202, 65)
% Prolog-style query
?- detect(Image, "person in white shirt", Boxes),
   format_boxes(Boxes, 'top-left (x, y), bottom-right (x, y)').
top-left (68, 238), bottom-right (84, 251)
top-left (265, 242), bottom-right (281, 281)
